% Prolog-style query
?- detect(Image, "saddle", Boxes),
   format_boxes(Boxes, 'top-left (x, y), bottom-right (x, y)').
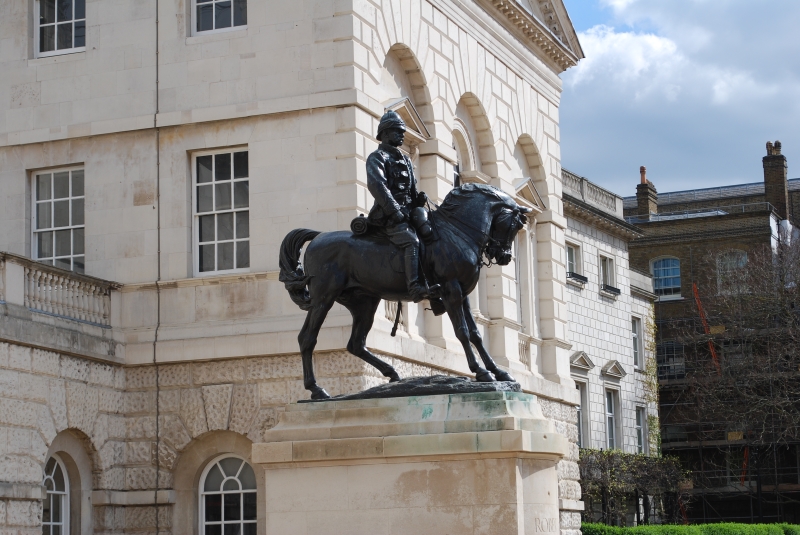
top-left (349, 211), bottom-right (445, 316)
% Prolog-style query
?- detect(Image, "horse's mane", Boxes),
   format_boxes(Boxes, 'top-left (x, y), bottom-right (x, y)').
top-left (436, 183), bottom-right (516, 219)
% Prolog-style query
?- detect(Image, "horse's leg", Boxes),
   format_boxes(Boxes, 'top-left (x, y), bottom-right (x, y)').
top-left (441, 280), bottom-right (495, 382)
top-left (462, 296), bottom-right (516, 382)
top-left (298, 300), bottom-right (335, 400)
top-left (345, 296), bottom-right (401, 382)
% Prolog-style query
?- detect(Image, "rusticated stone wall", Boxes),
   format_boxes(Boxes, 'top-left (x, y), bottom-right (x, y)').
top-left (0, 341), bottom-right (465, 534)
top-left (0, 339), bottom-right (582, 534)
top-left (540, 397), bottom-right (582, 535)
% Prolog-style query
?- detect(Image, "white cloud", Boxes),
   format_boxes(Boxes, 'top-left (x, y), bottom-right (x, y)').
top-left (559, 0), bottom-right (800, 195)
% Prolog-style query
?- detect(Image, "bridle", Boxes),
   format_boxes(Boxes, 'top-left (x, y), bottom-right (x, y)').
top-left (433, 202), bottom-right (526, 267)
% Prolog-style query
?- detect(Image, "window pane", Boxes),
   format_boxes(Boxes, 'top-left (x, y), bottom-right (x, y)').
top-left (204, 464), bottom-right (224, 492)
top-left (197, 185), bottom-right (213, 213)
top-left (217, 213), bottom-right (234, 241)
top-left (224, 493), bottom-right (241, 520)
top-left (40, 25), bottom-right (56, 53)
top-left (224, 524), bottom-right (241, 535)
top-left (72, 198), bottom-right (84, 225)
top-left (205, 494), bottom-right (222, 522)
top-left (37, 174), bottom-right (52, 200)
top-left (215, 153), bottom-right (231, 181)
top-left (197, 4), bottom-right (213, 32)
top-left (72, 170), bottom-right (84, 196)
top-left (74, 256), bottom-right (84, 274)
top-left (215, 183), bottom-right (231, 210)
top-left (55, 230), bottom-right (71, 256)
top-left (54, 256), bottom-right (71, 270)
top-left (206, 526), bottom-right (222, 535)
top-left (239, 462), bottom-right (256, 490)
top-left (234, 181), bottom-right (249, 208)
top-left (74, 0), bottom-right (84, 18)
top-left (74, 20), bottom-right (85, 47)
top-left (233, 0), bottom-right (247, 26)
top-left (38, 232), bottom-right (54, 258)
top-left (233, 151), bottom-right (248, 178)
top-left (215, 1), bottom-right (232, 28)
top-left (199, 215), bottom-right (215, 243)
top-left (244, 524), bottom-right (257, 535)
top-left (53, 172), bottom-right (70, 198)
top-left (73, 228), bottom-right (84, 255)
top-left (243, 492), bottom-right (257, 519)
top-left (41, 0), bottom-right (56, 24)
top-left (56, 0), bottom-right (72, 21)
top-left (37, 203), bottom-right (52, 229)
top-left (53, 526), bottom-right (61, 535)
top-left (52, 493), bottom-right (62, 521)
top-left (200, 244), bottom-right (215, 272)
top-left (235, 212), bottom-right (249, 239)
top-left (43, 495), bottom-right (51, 522)
top-left (219, 457), bottom-right (243, 477)
top-left (56, 23), bottom-right (73, 50)
top-left (197, 155), bottom-right (213, 183)
top-left (223, 479), bottom-right (240, 491)
top-left (53, 200), bottom-right (69, 227)
top-left (236, 241), bottom-right (249, 269)
top-left (218, 242), bottom-right (234, 270)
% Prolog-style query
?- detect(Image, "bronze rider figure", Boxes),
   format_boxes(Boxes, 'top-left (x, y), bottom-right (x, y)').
top-left (366, 110), bottom-right (440, 302)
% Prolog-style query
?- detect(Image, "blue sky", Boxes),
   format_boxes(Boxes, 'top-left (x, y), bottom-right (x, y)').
top-left (559, 0), bottom-right (800, 198)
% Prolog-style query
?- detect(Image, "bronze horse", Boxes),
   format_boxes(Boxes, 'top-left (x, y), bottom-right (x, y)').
top-left (279, 183), bottom-right (531, 399)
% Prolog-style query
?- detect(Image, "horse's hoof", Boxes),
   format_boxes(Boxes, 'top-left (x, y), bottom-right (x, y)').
top-left (310, 386), bottom-right (330, 400)
top-left (492, 369), bottom-right (516, 382)
top-left (475, 369), bottom-right (496, 382)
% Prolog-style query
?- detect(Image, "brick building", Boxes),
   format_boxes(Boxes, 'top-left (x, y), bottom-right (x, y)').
top-left (623, 143), bottom-right (800, 523)
top-left (0, 0), bottom-right (608, 533)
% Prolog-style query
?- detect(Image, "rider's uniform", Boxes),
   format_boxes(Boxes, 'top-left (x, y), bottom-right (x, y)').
top-left (365, 142), bottom-right (424, 251)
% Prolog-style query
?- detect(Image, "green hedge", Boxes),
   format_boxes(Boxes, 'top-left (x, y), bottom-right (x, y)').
top-left (581, 523), bottom-right (800, 535)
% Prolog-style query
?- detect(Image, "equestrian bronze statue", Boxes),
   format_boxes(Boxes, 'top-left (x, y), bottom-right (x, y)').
top-left (279, 111), bottom-right (531, 399)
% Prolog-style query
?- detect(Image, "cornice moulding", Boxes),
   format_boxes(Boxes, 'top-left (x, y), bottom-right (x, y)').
top-left (476, 0), bottom-right (581, 72)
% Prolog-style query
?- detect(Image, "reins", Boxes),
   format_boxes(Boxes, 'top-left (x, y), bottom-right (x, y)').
top-left (432, 201), bottom-right (517, 268)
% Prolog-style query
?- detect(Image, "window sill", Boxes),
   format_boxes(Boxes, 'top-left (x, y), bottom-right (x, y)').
top-left (599, 289), bottom-right (619, 300)
top-left (30, 49), bottom-right (86, 65)
top-left (187, 27), bottom-right (248, 45)
top-left (656, 295), bottom-right (684, 302)
top-left (566, 278), bottom-right (585, 290)
top-left (194, 268), bottom-right (252, 278)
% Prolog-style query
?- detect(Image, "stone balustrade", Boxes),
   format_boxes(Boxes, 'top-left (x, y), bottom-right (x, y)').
top-left (562, 168), bottom-right (625, 219)
top-left (0, 252), bottom-right (119, 326)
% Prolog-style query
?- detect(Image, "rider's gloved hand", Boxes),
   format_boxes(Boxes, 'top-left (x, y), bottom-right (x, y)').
top-left (388, 210), bottom-right (405, 225)
top-left (416, 191), bottom-right (428, 206)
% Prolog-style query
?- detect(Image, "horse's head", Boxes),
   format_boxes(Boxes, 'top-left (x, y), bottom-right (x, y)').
top-left (437, 183), bottom-right (533, 265)
top-left (485, 204), bottom-right (531, 265)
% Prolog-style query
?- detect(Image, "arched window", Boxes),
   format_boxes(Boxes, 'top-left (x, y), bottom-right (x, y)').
top-left (200, 455), bottom-right (257, 535)
top-left (43, 454), bottom-right (69, 535)
top-left (652, 257), bottom-right (681, 297)
top-left (717, 250), bottom-right (747, 294)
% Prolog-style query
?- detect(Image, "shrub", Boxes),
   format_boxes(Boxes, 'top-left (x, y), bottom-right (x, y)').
top-left (581, 523), bottom-right (800, 535)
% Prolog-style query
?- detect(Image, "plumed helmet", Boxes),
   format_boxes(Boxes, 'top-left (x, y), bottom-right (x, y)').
top-left (376, 110), bottom-right (407, 141)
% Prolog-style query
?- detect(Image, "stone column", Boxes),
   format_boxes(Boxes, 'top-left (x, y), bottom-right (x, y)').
top-left (416, 141), bottom-right (462, 351)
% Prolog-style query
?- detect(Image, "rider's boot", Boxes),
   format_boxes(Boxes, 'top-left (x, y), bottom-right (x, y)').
top-left (404, 249), bottom-right (441, 303)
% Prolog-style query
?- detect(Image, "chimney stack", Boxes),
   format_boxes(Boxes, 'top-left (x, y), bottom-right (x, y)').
top-left (763, 140), bottom-right (789, 219)
top-left (636, 166), bottom-right (658, 218)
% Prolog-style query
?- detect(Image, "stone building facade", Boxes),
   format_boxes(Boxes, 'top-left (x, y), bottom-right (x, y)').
top-left (562, 170), bottom-right (657, 459)
top-left (0, 0), bottom-right (595, 533)
top-left (623, 146), bottom-right (800, 523)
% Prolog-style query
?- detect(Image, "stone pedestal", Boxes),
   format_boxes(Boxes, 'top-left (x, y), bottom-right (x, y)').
top-left (252, 391), bottom-right (570, 535)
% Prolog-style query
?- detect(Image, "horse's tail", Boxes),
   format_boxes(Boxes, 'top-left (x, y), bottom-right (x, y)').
top-left (278, 228), bottom-right (322, 311)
